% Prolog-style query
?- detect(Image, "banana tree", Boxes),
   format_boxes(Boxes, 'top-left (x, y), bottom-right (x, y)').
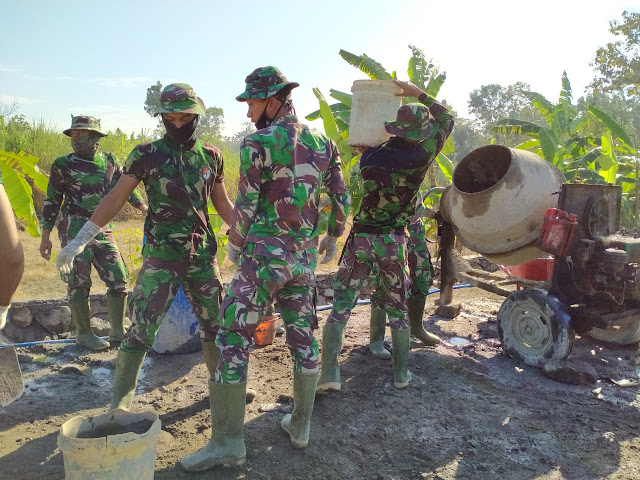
top-left (493, 72), bottom-right (638, 226)
top-left (0, 150), bottom-right (48, 236)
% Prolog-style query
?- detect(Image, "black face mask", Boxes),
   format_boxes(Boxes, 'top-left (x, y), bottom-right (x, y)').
top-left (71, 132), bottom-right (101, 157)
top-left (254, 97), bottom-right (293, 130)
top-left (163, 115), bottom-right (199, 145)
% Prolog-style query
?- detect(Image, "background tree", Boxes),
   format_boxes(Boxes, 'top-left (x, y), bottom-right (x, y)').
top-left (590, 10), bottom-right (640, 95)
top-left (195, 106), bottom-right (224, 141)
top-left (230, 122), bottom-right (254, 142)
top-left (468, 82), bottom-right (542, 146)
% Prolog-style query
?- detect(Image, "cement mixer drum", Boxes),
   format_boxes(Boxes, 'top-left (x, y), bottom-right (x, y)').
top-left (445, 145), bottom-right (565, 265)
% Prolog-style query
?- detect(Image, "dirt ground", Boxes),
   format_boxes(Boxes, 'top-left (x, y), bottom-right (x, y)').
top-left (2, 285), bottom-right (640, 480)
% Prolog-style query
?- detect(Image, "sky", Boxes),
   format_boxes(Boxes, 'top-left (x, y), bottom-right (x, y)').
top-left (0, 0), bottom-right (637, 138)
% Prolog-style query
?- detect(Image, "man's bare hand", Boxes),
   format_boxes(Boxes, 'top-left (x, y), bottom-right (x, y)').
top-left (393, 80), bottom-right (424, 99)
top-left (40, 238), bottom-right (53, 260)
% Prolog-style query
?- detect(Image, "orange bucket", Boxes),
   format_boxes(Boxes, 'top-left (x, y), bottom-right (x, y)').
top-left (254, 316), bottom-right (278, 346)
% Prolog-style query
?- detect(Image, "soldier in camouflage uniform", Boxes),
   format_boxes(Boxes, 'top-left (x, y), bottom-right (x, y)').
top-left (40, 115), bottom-right (148, 351)
top-left (317, 80), bottom-right (453, 393)
top-left (369, 193), bottom-right (440, 360)
top-left (180, 66), bottom-right (350, 472)
top-left (56, 84), bottom-right (237, 412)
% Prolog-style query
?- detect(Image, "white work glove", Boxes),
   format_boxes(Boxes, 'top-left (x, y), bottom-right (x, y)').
top-left (319, 235), bottom-right (339, 264)
top-left (0, 305), bottom-right (9, 329)
top-left (228, 244), bottom-right (241, 265)
top-left (56, 221), bottom-right (102, 274)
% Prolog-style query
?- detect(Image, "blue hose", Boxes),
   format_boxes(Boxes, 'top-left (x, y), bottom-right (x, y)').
top-left (1, 284), bottom-right (474, 348)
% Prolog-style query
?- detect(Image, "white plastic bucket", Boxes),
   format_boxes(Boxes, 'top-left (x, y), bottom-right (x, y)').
top-left (348, 80), bottom-right (402, 147)
top-left (57, 409), bottom-right (161, 480)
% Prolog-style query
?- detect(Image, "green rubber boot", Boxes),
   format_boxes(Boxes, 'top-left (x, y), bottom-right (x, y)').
top-left (107, 294), bottom-right (127, 342)
top-left (202, 340), bottom-right (256, 403)
top-left (408, 296), bottom-right (441, 346)
top-left (110, 349), bottom-right (146, 411)
top-left (69, 300), bottom-right (110, 351)
top-left (180, 381), bottom-right (247, 471)
top-left (316, 322), bottom-right (345, 394)
top-left (281, 371), bottom-right (318, 448)
top-left (369, 307), bottom-right (391, 359)
top-left (391, 328), bottom-right (412, 389)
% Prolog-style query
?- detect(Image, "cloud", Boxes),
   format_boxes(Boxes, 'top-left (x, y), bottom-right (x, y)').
top-left (92, 76), bottom-right (153, 88)
top-left (0, 64), bottom-right (23, 74)
top-left (0, 95), bottom-right (38, 105)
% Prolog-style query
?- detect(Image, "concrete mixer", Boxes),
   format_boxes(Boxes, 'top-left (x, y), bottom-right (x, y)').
top-left (438, 145), bottom-right (640, 367)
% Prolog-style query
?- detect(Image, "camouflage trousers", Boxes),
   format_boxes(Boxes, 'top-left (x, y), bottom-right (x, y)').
top-left (61, 233), bottom-right (128, 303)
top-left (407, 219), bottom-right (434, 298)
top-left (328, 232), bottom-right (410, 330)
top-left (214, 243), bottom-right (319, 384)
top-left (121, 246), bottom-right (222, 353)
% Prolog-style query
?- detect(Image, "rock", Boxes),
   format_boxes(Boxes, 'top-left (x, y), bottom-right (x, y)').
top-left (324, 288), bottom-right (334, 298)
top-left (35, 307), bottom-right (71, 334)
top-left (60, 365), bottom-right (85, 375)
top-left (543, 360), bottom-right (598, 385)
top-left (89, 298), bottom-right (108, 317)
top-left (246, 389), bottom-right (256, 404)
top-left (435, 303), bottom-right (462, 318)
top-left (90, 317), bottom-right (111, 336)
top-left (9, 307), bottom-right (33, 328)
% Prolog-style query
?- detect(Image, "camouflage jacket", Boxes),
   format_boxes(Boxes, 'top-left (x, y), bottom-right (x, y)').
top-left (42, 152), bottom-right (145, 237)
top-left (352, 95), bottom-right (453, 234)
top-left (124, 135), bottom-right (224, 257)
top-left (229, 114), bottom-right (350, 252)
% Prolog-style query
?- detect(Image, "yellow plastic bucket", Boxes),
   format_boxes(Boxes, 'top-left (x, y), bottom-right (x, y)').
top-left (57, 409), bottom-right (161, 480)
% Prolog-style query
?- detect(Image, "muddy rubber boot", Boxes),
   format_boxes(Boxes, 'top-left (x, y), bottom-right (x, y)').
top-left (69, 300), bottom-right (110, 351)
top-left (408, 296), bottom-right (441, 346)
top-left (110, 349), bottom-right (146, 411)
top-left (180, 381), bottom-right (247, 471)
top-left (107, 294), bottom-right (127, 342)
top-left (316, 322), bottom-right (345, 394)
top-left (281, 371), bottom-right (318, 448)
top-left (391, 328), bottom-right (412, 389)
top-left (202, 340), bottom-right (256, 403)
top-left (369, 307), bottom-right (391, 359)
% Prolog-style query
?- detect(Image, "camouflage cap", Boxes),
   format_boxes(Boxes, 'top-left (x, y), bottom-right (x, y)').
top-left (236, 66), bottom-right (299, 102)
top-left (384, 103), bottom-right (431, 141)
top-left (63, 114), bottom-right (108, 137)
top-left (155, 83), bottom-right (206, 116)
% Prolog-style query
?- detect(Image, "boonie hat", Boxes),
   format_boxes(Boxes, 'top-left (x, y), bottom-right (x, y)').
top-left (384, 103), bottom-right (432, 141)
top-left (155, 83), bottom-right (206, 116)
top-left (236, 66), bottom-right (299, 102)
top-left (63, 115), bottom-right (108, 137)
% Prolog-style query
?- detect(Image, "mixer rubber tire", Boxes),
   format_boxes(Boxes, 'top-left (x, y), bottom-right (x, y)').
top-left (498, 288), bottom-right (574, 367)
top-left (587, 320), bottom-right (640, 345)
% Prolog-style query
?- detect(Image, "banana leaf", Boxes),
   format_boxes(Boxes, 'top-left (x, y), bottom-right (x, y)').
top-left (329, 90), bottom-right (352, 108)
top-left (338, 50), bottom-right (392, 80)
top-left (588, 105), bottom-right (636, 153)
top-left (306, 102), bottom-right (350, 122)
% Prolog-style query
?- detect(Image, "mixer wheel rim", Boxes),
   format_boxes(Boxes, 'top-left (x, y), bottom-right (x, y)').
top-left (498, 288), bottom-right (574, 367)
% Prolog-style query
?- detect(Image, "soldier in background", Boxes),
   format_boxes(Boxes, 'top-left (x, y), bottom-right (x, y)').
top-left (180, 66), bottom-right (350, 471)
top-left (317, 80), bottom-right (454, 393)
top-left (40, 116), bottom-right (147, 350)
top-left (55, 84), bottom-right (239, 411)
top-left (0, 167), bottom-right (25, 329)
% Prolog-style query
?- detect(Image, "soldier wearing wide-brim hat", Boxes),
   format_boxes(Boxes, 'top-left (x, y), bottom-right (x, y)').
top-left (62, 115), bottom-right (108, 137)
top-left (54, 83), bottom-right (244, 417)
top-left (41, 114), bottom-right (147, 351)
top-left (317, 80), bottom-right (454, 395)
top-left (178, 66), bottom-right (350, 472)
